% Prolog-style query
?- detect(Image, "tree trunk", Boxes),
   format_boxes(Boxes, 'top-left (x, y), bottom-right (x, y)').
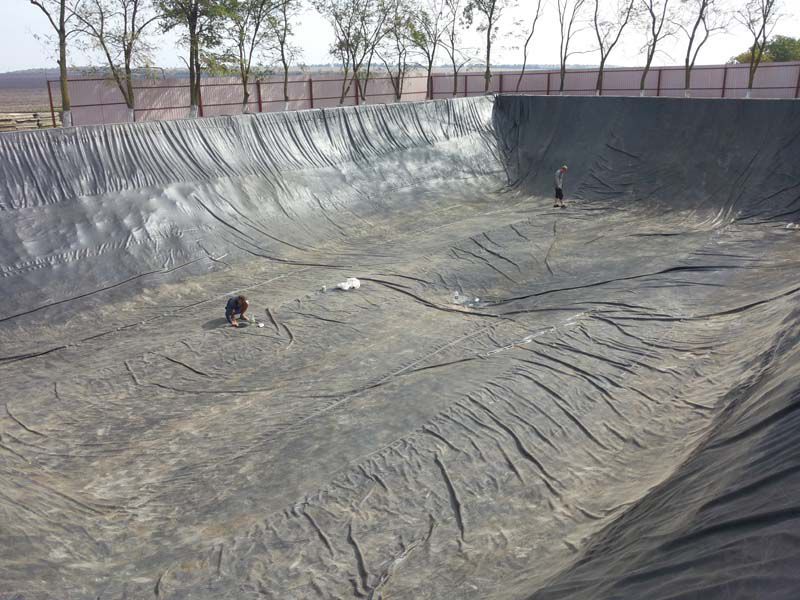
top-left (747, 41), bottom-right (758, 96)
top-left (125, 67), bottom-right (136, 122)
top-left (58, 24), bottom-right (72, 127)
top-left (684, 61), bottom-right (691, 93)
top-left (684, 68), bottom-right (691, 98)
top-left (242, 80), bottom-right (250, 113)
top-left (640, 52), bottom-right (654, 95)
top-left (397, 67), bottom-right (404, 101)
top-left (363, 52), bottom-right (377, 103)
top-left (517, 47), bottom-right (529, 92)
top-left (596, 57), bottom-right (605, 96)
top-left (339, 68), bottom-right (349, 104)
top-left (452, 64), bottom-right (458, 96)
top-left (188, 26), bottom-right (200, 117)
top-left (484, 26), bottom-right (492, 92)
top-left (195, 45), bottom-right (203, 116)
top-left (283, 58), bottom-right (290, 111)
top-left (426, 60), bottom-right (434, 100)
top-left (283, 63), bottom-right (289, 102)
top-left (747, 57), bottom-right (758, 95)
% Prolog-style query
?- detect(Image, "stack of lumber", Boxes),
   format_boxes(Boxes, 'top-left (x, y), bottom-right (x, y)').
top-left (0, 112), bottom-right (61, 132)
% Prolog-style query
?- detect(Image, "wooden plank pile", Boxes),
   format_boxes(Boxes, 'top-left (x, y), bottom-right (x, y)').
top-left (0, 112), bottom-right (61, 132)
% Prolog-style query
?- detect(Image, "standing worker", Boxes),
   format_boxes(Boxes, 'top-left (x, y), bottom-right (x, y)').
top-left (554, 164), bottom-right (568, 208)
top-left (225, 295), bottom-right (250, 327)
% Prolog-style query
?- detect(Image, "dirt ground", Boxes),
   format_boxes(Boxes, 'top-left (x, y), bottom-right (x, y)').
top-left (0, 87), bottom-right (52, 112)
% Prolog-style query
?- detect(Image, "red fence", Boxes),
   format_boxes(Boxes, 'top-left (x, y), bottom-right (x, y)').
top-left (47, 62), bottom-right (800, 127)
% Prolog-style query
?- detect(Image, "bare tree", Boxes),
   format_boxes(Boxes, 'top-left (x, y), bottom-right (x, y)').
top-left (441, 0), bottom-right (474, 96)
top-left (268, 0), bottom-right (301, 109)
top-left (159, 0), bottom-right (225, 117)
top-left (215, 0), bottom-right (275, 113)
top-left (515, 0), bottom-right (544, 92)
top-left (593, 0), bottom-right (636, 95)
top-left (29, 0), bottom-right (82, 127)
top-left (409, 0), bottom-right (448, 99)
top-left (379, 0), bottom-right (414, 102)
top-left (736, 0), bottom-right (781, 98)
top-left (557, 0), bottom-right (588, 94)
top-left (674, 0), bottom-right (727, 96)
top-left (315, 0), bottom-right (389, 104)
top-left (463, 0), bottom-right (515, 92)
top-left (637, 0), bottom-right (674, 96)
top-left (72, 0), bottom-right (160, 121)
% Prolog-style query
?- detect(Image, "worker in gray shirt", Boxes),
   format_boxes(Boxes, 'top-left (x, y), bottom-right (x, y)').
top-left (554, 164), bottom-right (568, 208)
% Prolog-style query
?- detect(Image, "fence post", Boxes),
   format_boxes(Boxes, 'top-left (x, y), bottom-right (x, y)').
top-left (794, 66), bottom-right (800, 99)
top-left (463, 74), bottom-right (468, 97)
top-left (309, 77), bottom-right (314, 109)
top-left (546, 72), bottom-right (551, 95)
top-left (499, 73), bottom-right (504, 94)
top-left (256, 80), bottom-right (263, 112)
top-left (721, 65), bottom-right (728, 98)
top-left (656, 68), bottom-right (663, 97)
top-left (355, 78), bottom-right (360, 105)
top-left (46, 80), bottom-right (56, 128)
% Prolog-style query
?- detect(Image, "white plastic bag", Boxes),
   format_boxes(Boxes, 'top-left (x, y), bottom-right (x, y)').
top-left (337, 277), bottom-right (361, 291)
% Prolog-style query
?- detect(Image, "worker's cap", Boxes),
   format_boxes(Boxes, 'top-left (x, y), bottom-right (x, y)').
top-left (561, 164), bottom-right (569, 170)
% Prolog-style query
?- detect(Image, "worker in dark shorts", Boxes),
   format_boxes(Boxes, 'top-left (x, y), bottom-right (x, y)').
top-left (225, 295), bottom-right (250, 327)
top-left (554, 164), bottom-right (568, 208)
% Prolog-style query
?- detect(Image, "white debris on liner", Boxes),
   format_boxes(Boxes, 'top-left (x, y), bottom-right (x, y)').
top-left (786, 223), bottom-right (800, 230)
top-left (336, 277), bottom-right (361, 291)
top-left (452, 291), bottom-right (482, 308)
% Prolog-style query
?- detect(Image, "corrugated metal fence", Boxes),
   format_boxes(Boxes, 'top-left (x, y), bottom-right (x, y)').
top-left (47, 62), bottom-right (800, 127)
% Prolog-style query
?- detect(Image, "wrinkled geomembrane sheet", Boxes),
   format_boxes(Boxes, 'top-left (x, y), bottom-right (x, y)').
top-left (0, 95), bottom-right (799, 600)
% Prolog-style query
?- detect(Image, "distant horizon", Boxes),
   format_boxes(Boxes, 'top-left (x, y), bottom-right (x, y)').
top-left (5, 58), bottom-right (785, 79)
top-left (0, 64), bottom-right (580, 76)
top-left (3, 2), bottom-right (797, 74)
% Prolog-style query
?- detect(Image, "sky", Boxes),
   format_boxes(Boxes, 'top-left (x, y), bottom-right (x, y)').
top-left (1, 0), bottom-right (798, 74)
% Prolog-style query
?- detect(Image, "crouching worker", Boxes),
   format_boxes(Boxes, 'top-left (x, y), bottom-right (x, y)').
top-left (554, 164), bottom-right (568, 208)
top-left (225, 295), bottom-right (250, 327)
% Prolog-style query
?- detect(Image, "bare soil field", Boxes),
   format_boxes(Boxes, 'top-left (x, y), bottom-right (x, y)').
top-left (0, 88), bottom-right (53, 112)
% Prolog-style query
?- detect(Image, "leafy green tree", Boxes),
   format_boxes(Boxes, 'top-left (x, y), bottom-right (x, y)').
top-left (159, 0), bottom-right (226, 117)
top-left (268, 0), bottom-right (301, 107)
top-left (731, 35), bottom-right (800, 63)
top-left (463, 0), bottom-right (515, 92)
top-left (409, 0), bottom-right (448, 99)
top-left (734, 0), bottom-right (781, 97)
top-left (767, 34), bottom-right (800, 61)
top-left (441, 0), bottom-right (474, 96)
top-left (73, 0), bottom-right (160, 121)
top-left (215, 0), bottom-right (276, 112)
top-left (378, 0), bottom-right (414, 101)
top-left (314, 0), bottom-right (389, 104)
top-left (28, 0), bottom-right (81, 126)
